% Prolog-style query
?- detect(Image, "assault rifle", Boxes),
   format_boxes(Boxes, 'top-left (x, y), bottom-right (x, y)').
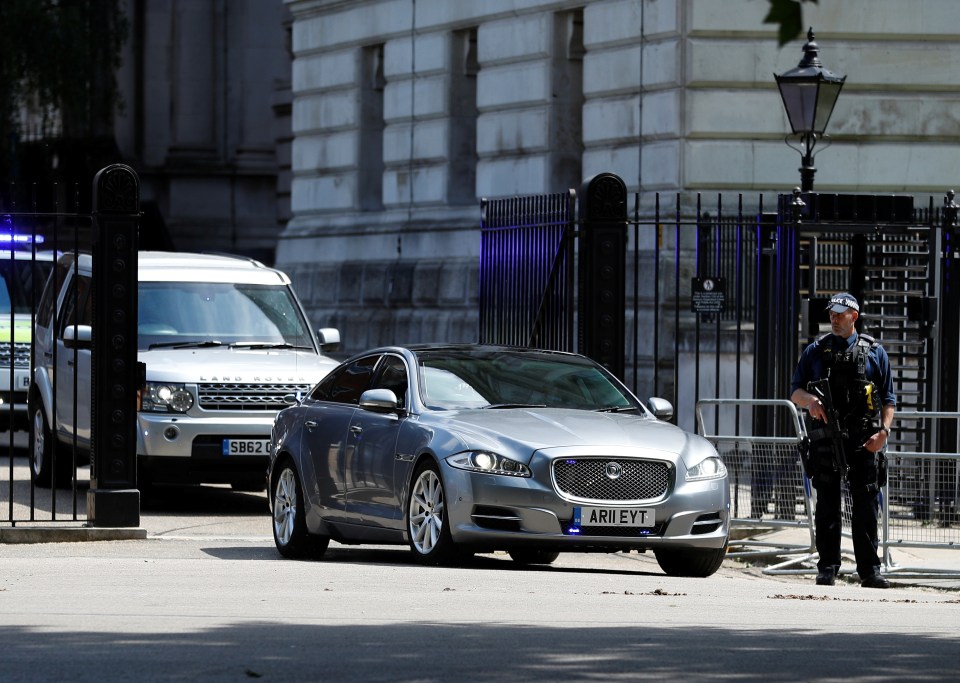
top-left (807, 379), bottom-right (850, 481)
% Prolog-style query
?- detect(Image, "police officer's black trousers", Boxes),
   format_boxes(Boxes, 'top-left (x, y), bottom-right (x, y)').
top-left (811, 445), bottom-right (882, 580)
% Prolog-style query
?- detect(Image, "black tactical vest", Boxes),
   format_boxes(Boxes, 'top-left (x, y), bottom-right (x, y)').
top-left (818, 333), bottom-right (880, 429)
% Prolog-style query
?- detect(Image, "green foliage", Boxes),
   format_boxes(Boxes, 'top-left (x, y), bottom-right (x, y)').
top-left (0, 0), bottom-right (129, 181)
top-left (764, 0), bottom-right (818, 46)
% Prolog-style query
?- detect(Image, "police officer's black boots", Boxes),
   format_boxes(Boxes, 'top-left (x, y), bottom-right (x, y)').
top-left (815, 566), bottom-right (840, 586)
top-left (860, 572), bottom-right (890, 589)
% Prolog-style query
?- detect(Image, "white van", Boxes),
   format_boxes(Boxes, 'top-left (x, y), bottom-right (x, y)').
top-left (30, 251), bottom-right (340, 490)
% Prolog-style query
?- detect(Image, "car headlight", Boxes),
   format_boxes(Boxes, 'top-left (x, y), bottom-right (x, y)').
top-left (686, 456), bottom-right (727, 481)
top-left (141, 382), bottom-right (194, 413)
top-left (446, 451), bottom-right (532, 478)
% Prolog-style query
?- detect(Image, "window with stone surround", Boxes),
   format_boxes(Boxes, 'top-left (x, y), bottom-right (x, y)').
top-left (550, 9), bottom-right (584, 192)
top-left (448, 27), bottom-right (478, 205)
top-left (359, 44), bottom-right (386, 210)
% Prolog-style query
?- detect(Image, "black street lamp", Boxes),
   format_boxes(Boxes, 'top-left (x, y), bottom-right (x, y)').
top-left (775, 28), bottom-right (846, 192)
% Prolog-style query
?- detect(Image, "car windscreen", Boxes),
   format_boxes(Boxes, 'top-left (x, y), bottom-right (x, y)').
top-left (0, 257), bottom-right (54, 315)
top-left (416, 349), bottom-right (643, 412)
top-left (138, 281), bottom-right (315, 351)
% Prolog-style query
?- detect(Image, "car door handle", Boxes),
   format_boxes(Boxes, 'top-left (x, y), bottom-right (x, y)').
top-left (304, 420), bottom-right (317, 428)
top-left (349, 425), bottom-right (362, 434)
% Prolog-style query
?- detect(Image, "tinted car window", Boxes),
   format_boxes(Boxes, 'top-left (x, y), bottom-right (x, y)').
top-left (58, 274), bottom-right (93, 334)
top-left (417, 349), bottom-right (637, 411)
top-left (310, 355), bottom-right (380, 404)
top-left (36, 260), bottom-right (71, 328)
top-left (0, 256), bottom-right (53, 314)
top-left (370, 354), bottom-right (408, 409)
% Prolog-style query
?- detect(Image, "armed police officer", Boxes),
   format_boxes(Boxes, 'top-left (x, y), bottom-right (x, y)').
top-left (790, 293), bottom-right (896, 589)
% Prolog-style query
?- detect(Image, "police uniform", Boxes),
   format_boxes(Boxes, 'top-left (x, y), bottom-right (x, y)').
top-left (790, 295), bottom-right (896, 587)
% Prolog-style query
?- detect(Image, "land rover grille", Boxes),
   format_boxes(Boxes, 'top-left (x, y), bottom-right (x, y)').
top-left (198, 383), bottom-right (311, 411)
top-left (0, 342), bottom-right (31, 369)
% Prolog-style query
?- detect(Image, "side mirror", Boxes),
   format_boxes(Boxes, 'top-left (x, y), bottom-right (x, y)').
top-left (359, 388), bottom-right (401, 413)
top-left (317, 327), bottom-right (341, 353)
top-left (63, 324), bottom-right (93, 349)
top-left (647, 396), bottom-right (674, 421)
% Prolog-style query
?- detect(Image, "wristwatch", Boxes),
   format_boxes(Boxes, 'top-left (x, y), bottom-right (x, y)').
top-left (880, 425), bottom-right (891, 436)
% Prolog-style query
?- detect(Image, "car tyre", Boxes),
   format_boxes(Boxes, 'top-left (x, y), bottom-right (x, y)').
top-left (407, 460), bottom-right (457, 565)
top-left (654, 542), bottom-right (728, 578)
top-left (272, 460), bottom-right (329, 560)
top-left (508, 549), bottom-right (560, 565)
top-left (30, 402), bottom-right (72, 489)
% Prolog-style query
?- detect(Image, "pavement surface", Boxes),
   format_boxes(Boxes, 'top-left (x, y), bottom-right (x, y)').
top-left (3, 469), bottom-right (960, 682)
top-left (3, 508), bottom-right (959, 591)
top-left (3, 530), bottom-right (960, 682)
top-left (729, 525), bottom-right (960, 591)
top-left (3, 436), bottom-right (959, 592)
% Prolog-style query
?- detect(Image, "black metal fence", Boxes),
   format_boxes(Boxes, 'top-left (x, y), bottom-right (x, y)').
top-left (1, 165), bottom-right (140, 527)
top-left (1, 184), bottom-right (91, 525)
top-left (479, 191), bottom-right (576, 351)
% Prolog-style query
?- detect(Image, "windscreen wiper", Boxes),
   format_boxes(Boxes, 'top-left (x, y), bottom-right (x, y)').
top-left (481, 403), bottom-right (547, 409)
top-left (147, 340), bottom-right (224, 350)
top-left (595, 405), bottom-right (641, 413)
top-left (228, 342), bottom-right (313, 350)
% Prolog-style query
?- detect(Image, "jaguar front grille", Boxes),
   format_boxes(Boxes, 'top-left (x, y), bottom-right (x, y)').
top-left (553, 457), bottom-right (671, 502)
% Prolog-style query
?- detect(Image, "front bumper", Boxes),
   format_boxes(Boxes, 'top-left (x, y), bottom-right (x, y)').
top-left (441, 458), bottom-right (730, 553)
top-left (137, 413), bottom-right (274, 485)
top-left (0, 368), bottom-right (31, 430)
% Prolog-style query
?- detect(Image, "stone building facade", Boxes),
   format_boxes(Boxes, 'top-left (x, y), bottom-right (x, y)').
top-left (276, 0), bottom-right (960, 357)
top-left (113, 0), bottom-right (294, 262)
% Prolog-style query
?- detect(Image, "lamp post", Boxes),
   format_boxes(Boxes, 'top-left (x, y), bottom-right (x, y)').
top-left (775, 28), bottom-right (846, 192)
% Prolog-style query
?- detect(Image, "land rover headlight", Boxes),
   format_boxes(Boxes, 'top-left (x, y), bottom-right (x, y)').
top-left (141, 382), bottom-right (194, 413)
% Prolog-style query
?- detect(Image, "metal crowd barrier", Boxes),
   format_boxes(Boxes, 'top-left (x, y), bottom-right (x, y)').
top-left (697, 401), bottom-right (960, 579)
top-left (695, 399), bottom-right (817, 570)
top-left (881, 411), bottom-right (960, 578)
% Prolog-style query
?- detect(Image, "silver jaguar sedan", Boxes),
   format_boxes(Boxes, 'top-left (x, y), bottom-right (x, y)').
top-left (267, 345), bottom-right (730, 577)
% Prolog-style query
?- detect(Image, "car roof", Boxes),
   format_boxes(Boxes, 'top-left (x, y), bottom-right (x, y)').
top-left (60, 251), bottom-right (291, 285)
top-left (351, 343), bottom-right (585, 362)
top-left (137, 252), bottom-right (290, 285)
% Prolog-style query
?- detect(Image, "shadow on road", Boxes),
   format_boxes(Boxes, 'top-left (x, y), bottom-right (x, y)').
top-left (142, 483), bottom-right (267, 515)
top-left (1, 621), bottom-right (956, 682)
top-left (206, 542), bottom-right (668, 578)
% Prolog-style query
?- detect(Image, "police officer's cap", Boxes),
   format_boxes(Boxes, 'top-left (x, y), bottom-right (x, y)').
top-left (826, 292), bottom-right (859, 313)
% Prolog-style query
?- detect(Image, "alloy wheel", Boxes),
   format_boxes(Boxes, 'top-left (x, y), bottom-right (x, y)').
top-left (409, 468), bottom-right (445, 555)
top-left (273, 467), bottom-right (298, 548)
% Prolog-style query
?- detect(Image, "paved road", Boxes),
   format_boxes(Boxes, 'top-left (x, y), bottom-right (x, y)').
top-left (3, 531), bottom-right (959, 682)
top-left (3, 452), bottom-right (960, 682)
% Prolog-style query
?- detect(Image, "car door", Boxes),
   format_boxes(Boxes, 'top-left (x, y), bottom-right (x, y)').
top-left (54, 271), bottom-right (93, 444)
top-left (300, 354), bottom-right (380, 525)
top-left (345, 354), bottom-right (407, 529)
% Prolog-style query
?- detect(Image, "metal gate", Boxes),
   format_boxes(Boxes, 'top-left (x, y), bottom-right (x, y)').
top-left (1, 164), bottom-right (141, 528)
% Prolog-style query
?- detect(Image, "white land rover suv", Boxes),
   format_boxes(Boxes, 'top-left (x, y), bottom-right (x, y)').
top-left (30, 251), bottom-right (340, 490)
